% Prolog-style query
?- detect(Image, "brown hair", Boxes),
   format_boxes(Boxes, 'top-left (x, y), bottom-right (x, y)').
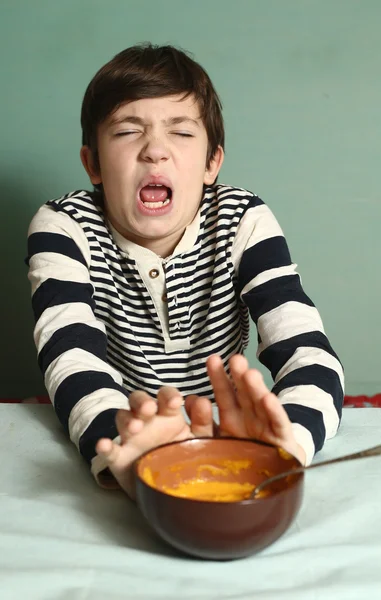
top-left (80, 43), bottom-right (224, 178)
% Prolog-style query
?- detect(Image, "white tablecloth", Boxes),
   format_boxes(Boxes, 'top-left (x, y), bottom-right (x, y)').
top-left (0, 405), bottom-right (380, 600)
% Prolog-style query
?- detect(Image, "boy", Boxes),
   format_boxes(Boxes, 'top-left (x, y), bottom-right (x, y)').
top-left (26, 43), bottom-right (344, 498)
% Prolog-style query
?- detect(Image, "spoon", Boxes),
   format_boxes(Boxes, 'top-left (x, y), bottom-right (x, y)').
top-left (251, 443), bottom-right (381, 499)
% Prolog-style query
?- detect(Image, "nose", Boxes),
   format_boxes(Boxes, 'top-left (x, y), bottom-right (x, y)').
top-left (140, 136), bottom-right (170, 164)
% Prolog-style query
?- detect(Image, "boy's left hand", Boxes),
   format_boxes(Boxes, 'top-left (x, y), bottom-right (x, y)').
top-left (202, 354), bottom-right (306, 465)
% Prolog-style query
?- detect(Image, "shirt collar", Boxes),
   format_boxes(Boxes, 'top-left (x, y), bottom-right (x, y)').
top-left (108, 209), bottom-right (201, 263)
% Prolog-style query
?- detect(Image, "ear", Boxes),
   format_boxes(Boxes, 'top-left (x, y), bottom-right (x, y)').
top-left (203, 145), bottom-right (225, 186)
top-left (80, 146), bottom-right (102, 185)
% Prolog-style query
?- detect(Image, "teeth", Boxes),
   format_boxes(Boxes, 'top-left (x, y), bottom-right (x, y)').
top-left (143, 198), bottom-right (171, 209)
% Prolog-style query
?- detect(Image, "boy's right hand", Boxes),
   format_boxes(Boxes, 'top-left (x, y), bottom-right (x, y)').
top-left (95, 387), bottom-right (213, 498)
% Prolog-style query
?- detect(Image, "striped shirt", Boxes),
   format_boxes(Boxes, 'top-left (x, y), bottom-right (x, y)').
top-left (26, 184), bottom-right (344, 482)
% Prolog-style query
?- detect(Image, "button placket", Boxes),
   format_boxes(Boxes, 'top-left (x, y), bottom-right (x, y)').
top-left (161, 258), bottom-right (192, 352)
top-left (164, 261), bottom-right (189, 337)
top-left (164, 263), bottom-right (176, 335)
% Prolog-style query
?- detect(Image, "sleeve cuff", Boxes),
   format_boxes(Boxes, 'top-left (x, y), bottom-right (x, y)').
top-left (291, 423), bottom-right (315, 466)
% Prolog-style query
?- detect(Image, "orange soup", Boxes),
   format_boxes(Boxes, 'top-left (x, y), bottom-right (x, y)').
top-left (142, 458), bottom-right (271, 502)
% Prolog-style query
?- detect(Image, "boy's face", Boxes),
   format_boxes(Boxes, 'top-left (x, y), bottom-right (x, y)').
top-left (81, 94), bottom-right (224, 257)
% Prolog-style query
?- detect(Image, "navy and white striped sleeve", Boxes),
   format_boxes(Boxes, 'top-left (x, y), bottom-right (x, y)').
top-left (232, 196), bottom-right (344, 464)
top-left (26, 204), bottom-right (129, 484)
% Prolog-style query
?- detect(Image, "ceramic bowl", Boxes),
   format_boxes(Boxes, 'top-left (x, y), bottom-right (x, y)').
top-left (134, 437), bottom-right (304, 560)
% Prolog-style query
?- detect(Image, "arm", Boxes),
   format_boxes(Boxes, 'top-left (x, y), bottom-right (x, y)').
top-left (27, 204), bottom-right (214, 494)
top-left (27, 204), bottom-right (129, 486)
top-left (231, 197), bottom-right (344, 464)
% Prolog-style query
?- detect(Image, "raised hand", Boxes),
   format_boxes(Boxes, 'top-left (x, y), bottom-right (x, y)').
top-left (206, 354), bottom-right (306, 465)
top-left (96, 387), bottom-right (213, 497)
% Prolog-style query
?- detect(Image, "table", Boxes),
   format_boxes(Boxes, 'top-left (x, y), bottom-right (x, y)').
top-left (1, 405), bottom-right (380, 600)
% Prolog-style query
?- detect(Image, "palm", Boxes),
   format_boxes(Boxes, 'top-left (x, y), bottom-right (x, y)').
top-left (207, 354), bottom-right (295, 451)
top-left (96, 408), bottom-right (193, 497)
top-left (219, 408), bottom-right (275, 444)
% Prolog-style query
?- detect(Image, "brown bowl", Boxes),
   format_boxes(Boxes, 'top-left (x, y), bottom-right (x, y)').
top-left (134, 437), bottom-right (304, 560)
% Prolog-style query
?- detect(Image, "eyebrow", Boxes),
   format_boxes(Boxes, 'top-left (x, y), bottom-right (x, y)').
top-left (108, 115), bottom-right (201, 128)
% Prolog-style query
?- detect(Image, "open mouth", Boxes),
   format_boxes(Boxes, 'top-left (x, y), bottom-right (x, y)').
top-left (139, 184), bottom-right (173, 209)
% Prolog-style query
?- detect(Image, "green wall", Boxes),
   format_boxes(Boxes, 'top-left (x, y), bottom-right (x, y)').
top-left (1, 0), bottom-right (379, 397)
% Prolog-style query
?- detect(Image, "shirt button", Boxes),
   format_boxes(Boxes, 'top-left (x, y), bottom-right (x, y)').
top-left (149, 268), bottom-right (160, 279)
top-left (162, 293), bottom-right (168, 302)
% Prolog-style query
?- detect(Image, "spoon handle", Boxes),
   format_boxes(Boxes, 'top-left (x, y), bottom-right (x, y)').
top-left (307, 443), bottom-right (381, 469)
top-left (252, 443), bottom-right (381, 498)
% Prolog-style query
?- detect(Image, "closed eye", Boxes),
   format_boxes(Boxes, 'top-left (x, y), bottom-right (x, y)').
top-left (172, 132), bottom-right (194, 137)
top-left (114, 130), bottom-right (141, 137)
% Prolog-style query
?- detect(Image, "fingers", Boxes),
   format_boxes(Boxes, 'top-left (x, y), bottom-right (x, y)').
top-left (127, 386), bottom-right (184, 423)
top-left (116, 391), bottom-right (159, 445)
top-left (262, 393), bottom-right (292, 439)
top-left (206, 354), bottom-right (237, 413)
top-left (242, 369), bottom-right (271, 428)
top-left (242, 368), bottom-right (292, 441)
top-left (98, 387), bottom-right (192, 497)
top-left (242, 367), bottom-right (270, 400)
top-left (95, 438), bottom-right (125, 474)
top-left (185, 395), bottom-right (214, 437)
top-left (115, 408), bottom-right (144, 443)
top-left (128, 390), bottom-right (157, 421)
top-left (116, 387), bottom-right (185, 445)
top-left (96, 437), bottom-right (122, 462)
top-left (129, 387), bottom-right (184, 419)
top-left (184, 395), bottom-right (194, 421)
top-left (95, 437), bottom-right (138, 498)
top-left (157, 386), bottom-right (184, 416)
top-left (229, 355), bottom-right (252, 410)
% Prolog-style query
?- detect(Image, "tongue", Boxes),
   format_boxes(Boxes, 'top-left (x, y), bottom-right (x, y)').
top-left (140, 186), bottom-right (168, 203)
